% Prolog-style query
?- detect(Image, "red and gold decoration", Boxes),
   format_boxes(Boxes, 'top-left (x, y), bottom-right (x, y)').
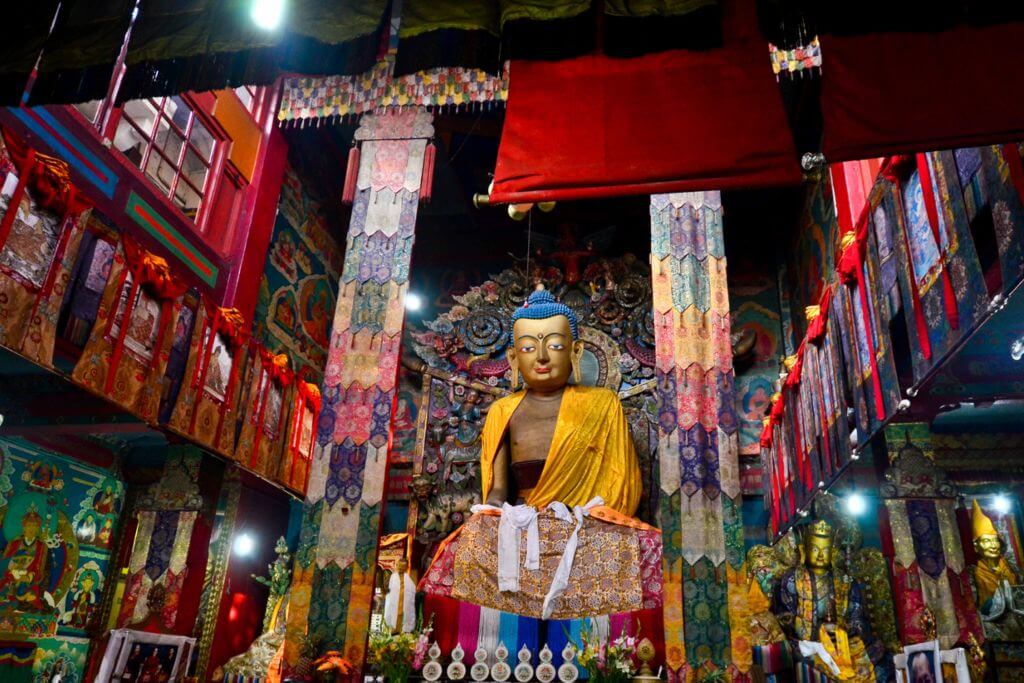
top-left (71, 235), bottom-right (188, 423)
top-left (0, 129), bottom-right (92, 368)
top-left (235, 348), bottom-right (295, 480)
top-left (279, 380), bottom-right (321, 496)
top-left (168, 303), bottom-right (250, 456)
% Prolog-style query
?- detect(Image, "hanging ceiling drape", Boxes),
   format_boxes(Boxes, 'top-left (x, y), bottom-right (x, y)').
top-left (489, 0), bottom-right (800, 203)
top-left (820, 20), bottom-right (1024, 161)
top-left (116, 0), bottom-right (389, 103)
top-left (30, 0), bottom-right (137, 105)
top-left (0, 2), bottom-right (60, 105)
top-left (395, 0), bottom-right (721, 75)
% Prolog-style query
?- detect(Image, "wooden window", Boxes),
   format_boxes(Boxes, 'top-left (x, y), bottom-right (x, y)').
top-left (112, 95), bottom-right (220, 221)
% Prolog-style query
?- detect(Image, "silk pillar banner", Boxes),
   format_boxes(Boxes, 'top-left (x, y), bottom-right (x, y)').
top-left (166, 303), bottom-right (249, 457)
top-left (882, 498), bottom-right (983, 649)
top-left (650, 192), bottom-right (750, 681)
top-left (886, 152), bottom-right (990, 383)
top-left (234, 347), bottom-right (295, 480)
top-left (279, 381), bottom-right (321, 495)
top-left (286, 110), bottom-right (433, 669)
top-left (71, 238), bottom-right (188, 423)
top-left (0, 132), bottom-right (91, 368)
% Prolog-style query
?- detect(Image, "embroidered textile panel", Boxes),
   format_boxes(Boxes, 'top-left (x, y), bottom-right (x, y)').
top-left (650, 192), bottom-right (749, 679)
top-left (287, 110), bottom-right (434, 668)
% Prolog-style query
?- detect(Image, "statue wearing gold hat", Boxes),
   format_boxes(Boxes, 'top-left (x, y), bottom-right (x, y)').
top-left (970, 500), bottom-right (1024, 639)
top-left (773, 518), bottom-right (877, 681)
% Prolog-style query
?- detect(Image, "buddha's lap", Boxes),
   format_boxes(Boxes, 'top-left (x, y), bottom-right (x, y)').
top-left (421, 510), bottom-right (663, 620)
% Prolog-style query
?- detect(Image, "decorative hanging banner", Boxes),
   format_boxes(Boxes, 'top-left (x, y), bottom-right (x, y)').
top-left (71, 236), bottom-right (188, 423)
top-left (768, 37), bottom-right (822, 79)
top-left (279, 380), bottom-right (321, 496)
top-left (278, 53), bottom-right (508, 125)
top-left (0, 130), bottom-right (92, 368)
top-left (166, 302), bottom-right (250, 457)
top-left (762, 145), bottom-right (1023, 533)
top-left (234, 346), bottom-right (295, 480)
top-left (650, 192), bottom-right (749, 681)
top-left (117, 448), bottom-right (205, 631)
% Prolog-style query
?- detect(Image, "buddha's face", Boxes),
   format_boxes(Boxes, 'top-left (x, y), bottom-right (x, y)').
top-left (975, 533), bottom-right (1003, 561)
top-left (509, 315), bottom-right (582, 392)
top-left (804, 534), bottom-right (833, 572)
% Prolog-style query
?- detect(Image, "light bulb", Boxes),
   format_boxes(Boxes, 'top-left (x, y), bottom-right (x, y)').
top-left (1011, 335), bottom-right (1024, 361)
top-left (251, 0), bottom-right (285, 30)
top-left (233, 532), bottom-right (256, 557)
top-left (845, 492), bottom-right (868, 516)
top-left (993, 494), bottom-right (1012, 515)
top-left (405, 292), bottom-right (422, 312)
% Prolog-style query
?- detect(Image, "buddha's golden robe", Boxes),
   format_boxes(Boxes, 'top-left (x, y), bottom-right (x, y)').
top-left (480, 384), bottom-right (642, 516)
top-left (420, 385), bottom-right (661, 619)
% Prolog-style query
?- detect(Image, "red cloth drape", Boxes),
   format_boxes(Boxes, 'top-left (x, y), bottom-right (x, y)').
top-left (490, 1), bottom-right (801, 203)
top-left (821, 22), bottom-right (1024, 161)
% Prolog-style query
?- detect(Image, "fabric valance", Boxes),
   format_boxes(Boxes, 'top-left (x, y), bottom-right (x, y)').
top-left (489, 0), bottom-right (800, 202)
top-left (395, 0), bottom-right (720, 75)
top-left (29, 0), bottom-right (137, 106)
top-left (116, 0), bottom-right (389, 103)
top-left (25, 0), bottom-right (389, 105)
top-left (820, 21), bottom-right (1024, 161)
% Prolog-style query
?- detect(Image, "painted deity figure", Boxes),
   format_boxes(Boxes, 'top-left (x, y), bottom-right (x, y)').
top-left (421, 288), bottom-right (661, 620)
top-left (970, 500), bottom-right (1024, 639)
top-left (0, 506), bottom-right (52, 611)
top-left (774, 519), bottom-right (876, 682)
top-left (63, 567), bottom-right (99, 629)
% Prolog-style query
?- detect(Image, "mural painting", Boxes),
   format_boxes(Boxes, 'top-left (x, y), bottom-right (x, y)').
top-left (254, 164), bottom-right (343, 380)
top-left (729, 266), bottom-right (783, 455)
top-left (31, 636), bottom-right (89, 683)
top-left (0, 437), bottom-right (123, 679)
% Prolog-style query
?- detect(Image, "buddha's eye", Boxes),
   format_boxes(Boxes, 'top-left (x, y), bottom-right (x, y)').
top-left (549, 343), bottom-right (564, 351)
top-left (519, 345), bottom-right (535, 353)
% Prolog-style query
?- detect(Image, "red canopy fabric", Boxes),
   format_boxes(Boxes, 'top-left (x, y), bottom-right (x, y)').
top-left (821, 22), bottom-right (1024, 162)
top-left (490, 2), bottom-right (802, 203)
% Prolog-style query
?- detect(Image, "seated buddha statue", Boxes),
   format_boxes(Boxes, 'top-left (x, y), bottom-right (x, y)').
top-left (420, 288), bottom-right (662, 620)
top-left (774, 518), bottom-right (877, 682)
top-left (970, 500), bottom-right (1024, 639)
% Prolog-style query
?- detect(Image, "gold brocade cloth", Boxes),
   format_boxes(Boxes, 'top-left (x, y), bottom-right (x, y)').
top-left (421, 510), bottom-right (663, 620)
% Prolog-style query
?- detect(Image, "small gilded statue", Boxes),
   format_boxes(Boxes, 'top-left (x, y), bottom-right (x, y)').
top-left (970, 500), bottom-right (1024, 639)
top-left (420, 287), bottom-right (661, 620)
top-left (253, 537), bottom-right (292, 633)
top-left (773, 518), bottom-right (878, 681)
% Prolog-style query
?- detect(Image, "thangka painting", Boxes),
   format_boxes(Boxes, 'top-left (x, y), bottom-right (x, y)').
top-left (406, 256), bottom-right (658, 560)
top-left (254, 163), bottom-right (342, 380)
top-left (790, 173), bottom-right (840, 333)
top-left (901, 165), bottom-right (951, 294)
top-left (0, 138), bottom-right (90, 368)
top-left (31, 636), bottom-right (89, 683)
top-left (108, 273), bottom-right (163, 363)
top-left (0, 437), bottom-right (123, 643)
top-left (0, 173), bottom-right (62, 289)
top-left (729, 263), bottom-right (783, 456)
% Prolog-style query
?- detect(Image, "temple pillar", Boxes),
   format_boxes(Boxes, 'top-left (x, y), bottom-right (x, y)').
top-left (650, 192), bottom-right (750, 680)
top-left (285, 110), bottom-right (434, 668)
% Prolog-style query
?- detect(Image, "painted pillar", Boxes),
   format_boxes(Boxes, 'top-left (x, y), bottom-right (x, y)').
top-left (285, 110), bottom-right (433, 668)
top-left (650, 192), bottom-right (750, 680)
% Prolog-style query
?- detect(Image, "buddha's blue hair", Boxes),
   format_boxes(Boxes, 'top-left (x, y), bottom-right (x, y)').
top-left (510, 289), bottom-right (578, 343)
